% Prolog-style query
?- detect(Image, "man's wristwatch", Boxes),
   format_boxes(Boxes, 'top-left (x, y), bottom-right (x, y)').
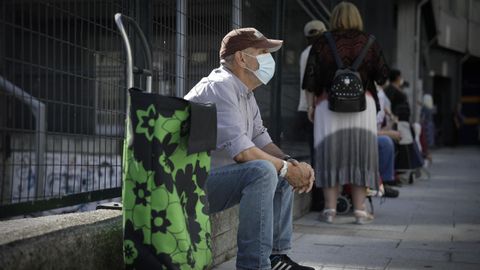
top-left (283, 155), bottom-right (298, 163)
top-left (279, 160), bottom-right (288, 178)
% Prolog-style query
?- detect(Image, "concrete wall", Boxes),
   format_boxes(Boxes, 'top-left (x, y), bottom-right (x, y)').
top-left (468, 20), bottom-right (480, 57)
top-left (435, 9), bottom-right (468, 53)
top-left (469, 0), bottom-right (480, 57)
top-left (0, 194), bottom-right (311, 269)
top-left (293, 192), bottom-right (312, 220)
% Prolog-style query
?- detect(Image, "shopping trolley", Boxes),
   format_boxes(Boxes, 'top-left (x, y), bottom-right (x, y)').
top-left (115, 13), bottom-right (216, 269)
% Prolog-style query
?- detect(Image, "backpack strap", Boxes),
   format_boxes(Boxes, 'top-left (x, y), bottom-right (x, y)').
top-left (351, 35), bottom-right (376, 71)
top-left (324, 32), bottom-right (344, 69)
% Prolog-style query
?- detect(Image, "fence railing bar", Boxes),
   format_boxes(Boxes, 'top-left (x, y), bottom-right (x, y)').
top-left (0, 75), bottom-right (46, 202)
top-left (0, 188), bottom-right (121, 219)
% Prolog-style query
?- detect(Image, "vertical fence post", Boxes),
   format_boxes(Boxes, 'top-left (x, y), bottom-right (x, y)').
top-left (133, 0), bottom-right (152, 92)
top-left (413, 0), bottom-right (429, 123)
top-left (0, 76), bottom-right (46, 201)
top-left (176, 0), bottom-right (187, 97)
top-left (35, 105), bottom-right (46, 201)
top-left (232, 0), bottom-right (242, 29)
top-left (270, 0), bottom-right (285, 145)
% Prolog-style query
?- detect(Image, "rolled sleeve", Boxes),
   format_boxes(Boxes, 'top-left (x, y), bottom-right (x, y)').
top-left (252, 131), bottom-right (272, 149)
top-left (224, 134), bottom-right (255, 158)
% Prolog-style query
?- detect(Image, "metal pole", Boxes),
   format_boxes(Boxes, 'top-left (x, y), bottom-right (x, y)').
top-left (295, 0), bottom-right (318, 21)
top-left (35, 106), bottom-right (46, 201)
top-left (114, 13), bottom-right (154, 148)
top-left (414, 0), bottom-right (429, 122)
top-left (176, 0), bottom-right (187, 97)
top-left (307, 0), bottom-right (329, 25)
top-left (232, 0), bottom-right (242, 29)
top-left (315, 0), bottom-right (331, 17)
top-left (314, 0), bottom-right (331, 27)
top-left (135, 0), bottom-right (153, 93)
top-left (271, 0), bottom-right (286, 144)
top-left (114, 14), bottom-right (134, 90)
top-left (457, 1), bottom-right (472, 107)
top-left (115, 13), bottom-right (153, 93)
top-left (0, 75), bottom-right (46, 201)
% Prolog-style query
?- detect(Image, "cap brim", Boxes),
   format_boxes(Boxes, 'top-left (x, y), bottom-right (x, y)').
top-left (254, 39), bottom-right (283, 52)
top-left (267, 39), bottom-right (283, 52)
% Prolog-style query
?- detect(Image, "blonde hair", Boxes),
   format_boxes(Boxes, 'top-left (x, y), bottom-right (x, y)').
top-left (330, 1), bottom-right (364, 31)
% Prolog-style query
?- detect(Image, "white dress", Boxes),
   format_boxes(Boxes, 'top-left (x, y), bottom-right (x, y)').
top-left (313, 93), bottom-right (379, 188)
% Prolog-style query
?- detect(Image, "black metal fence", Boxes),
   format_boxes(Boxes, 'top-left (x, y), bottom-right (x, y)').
top-left (0, 0), bottom-right (130, 218)
top-left (0, 0), bottom-right (252, 218)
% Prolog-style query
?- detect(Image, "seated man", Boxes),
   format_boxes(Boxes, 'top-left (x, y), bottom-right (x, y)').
top-left (185, 28), bottom-right (315, 270)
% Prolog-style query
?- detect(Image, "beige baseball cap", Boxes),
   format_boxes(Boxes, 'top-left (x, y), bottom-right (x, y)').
top-left (304, 20), bottom-right (326, 37)
top-left (219, 27), bottom-right (283, 59)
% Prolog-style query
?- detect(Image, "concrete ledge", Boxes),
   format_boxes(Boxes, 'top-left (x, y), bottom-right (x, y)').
top-left (210, 206), bottom-right (239, 266)
top-left (0, 194), bottom-right (311, 269)
top-left (293, 192), bottom-right (312, 220)
top-left (0, 210), bottom-right (123, 270)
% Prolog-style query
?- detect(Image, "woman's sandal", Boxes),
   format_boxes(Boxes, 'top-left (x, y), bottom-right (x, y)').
top-left (353, 209), bottom-right (374, 225)
top-left (320, 208), bottom-right (336, 224)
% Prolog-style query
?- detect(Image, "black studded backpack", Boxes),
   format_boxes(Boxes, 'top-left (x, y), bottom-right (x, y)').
top-left (324, 32), bottom-right (375, 112)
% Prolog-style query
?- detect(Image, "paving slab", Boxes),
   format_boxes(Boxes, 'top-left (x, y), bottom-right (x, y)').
top-left (214, 147), bottom-right (480, 269)
top-left (386, 259), bottom-right (479, 270)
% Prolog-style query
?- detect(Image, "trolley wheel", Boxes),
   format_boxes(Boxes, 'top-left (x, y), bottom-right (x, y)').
top-left (336, 195), bottom-right (351, 215)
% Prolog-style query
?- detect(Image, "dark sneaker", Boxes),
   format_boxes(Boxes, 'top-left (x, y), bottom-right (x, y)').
top-left (270, 254), bottom-right (314, 270)
top-left (384, 185), bottom-right (399, 198)
top-left (388, 179), bottom-right (403, 187)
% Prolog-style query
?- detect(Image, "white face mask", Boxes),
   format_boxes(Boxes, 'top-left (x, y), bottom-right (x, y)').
top-left (242, 52), bottom-right (276, 85)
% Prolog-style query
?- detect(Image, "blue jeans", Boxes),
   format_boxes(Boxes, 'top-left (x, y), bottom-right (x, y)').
top-left (377, 135), bottom-right (395, 183)
top-left (206, 160), bottom-right (293, 270)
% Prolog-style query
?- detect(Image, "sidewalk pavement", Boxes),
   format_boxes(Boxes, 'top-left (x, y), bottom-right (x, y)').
top-left (215, 146), bottom-right (480, 269)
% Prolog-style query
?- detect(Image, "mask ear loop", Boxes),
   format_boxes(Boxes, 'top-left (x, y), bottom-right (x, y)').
top-left (240, 51), bottom-right (259, 73)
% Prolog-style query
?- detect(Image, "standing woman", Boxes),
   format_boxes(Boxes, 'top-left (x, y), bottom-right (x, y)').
top-left (303, 1), bottom-right (389, 224)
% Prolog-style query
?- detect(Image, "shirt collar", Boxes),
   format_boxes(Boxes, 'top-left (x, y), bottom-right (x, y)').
top-left (220, 66), bottom-right (251, 98)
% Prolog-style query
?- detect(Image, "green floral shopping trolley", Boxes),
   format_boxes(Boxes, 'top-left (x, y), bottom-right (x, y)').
top-left (115, 13), bottom-right (216, 270)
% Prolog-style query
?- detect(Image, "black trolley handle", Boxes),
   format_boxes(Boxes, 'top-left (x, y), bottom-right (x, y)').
top-left (114, 13), bottom-right (153, 93)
